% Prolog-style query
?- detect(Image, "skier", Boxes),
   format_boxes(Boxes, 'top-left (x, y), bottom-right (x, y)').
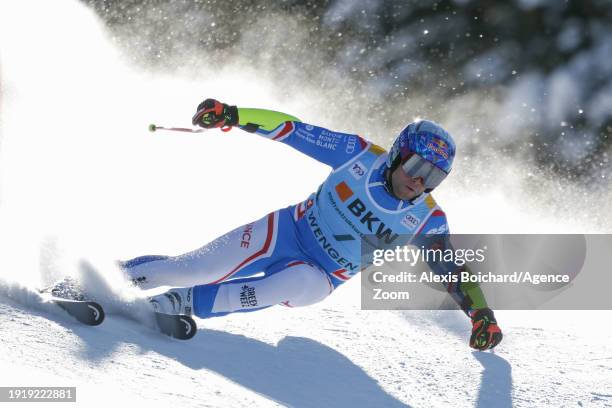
top-left (121, 99), bottom-right (503, 350)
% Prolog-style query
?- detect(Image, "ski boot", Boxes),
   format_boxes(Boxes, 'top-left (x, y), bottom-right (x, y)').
top-left (148, 287), bottom-right (194, 316)
top-left (148, 287), bottom-right (197, 340)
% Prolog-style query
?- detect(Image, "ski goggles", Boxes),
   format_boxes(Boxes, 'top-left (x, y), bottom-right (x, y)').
top-left (401, 152), bottom-right (449, 190)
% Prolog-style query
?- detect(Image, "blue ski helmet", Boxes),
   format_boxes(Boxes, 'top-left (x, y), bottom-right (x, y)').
top-left (386, 120), bottom-right (456, 191)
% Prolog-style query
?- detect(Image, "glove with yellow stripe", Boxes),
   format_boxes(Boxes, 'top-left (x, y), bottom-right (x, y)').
top-left (192, 98), bottom-right (238, 129)
top-left (469, 308), bottom-right (503, 350)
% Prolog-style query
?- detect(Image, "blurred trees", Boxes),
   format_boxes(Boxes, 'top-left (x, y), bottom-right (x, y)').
top-left (82, 0), bottom-right (612, 182)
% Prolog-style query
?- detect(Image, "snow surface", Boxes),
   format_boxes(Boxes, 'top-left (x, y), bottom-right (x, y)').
top-left (1, 276), bottom-right (612, 407)
top-left (0, 1), bottom-right (611, 407)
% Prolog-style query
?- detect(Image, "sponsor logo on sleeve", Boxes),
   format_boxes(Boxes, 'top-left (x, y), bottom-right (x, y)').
top-left (346, 136), bottom-right (357, 154)
top-left (316, 130), bottom-right (340, 150)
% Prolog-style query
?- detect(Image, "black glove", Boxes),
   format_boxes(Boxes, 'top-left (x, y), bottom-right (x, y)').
top-left (192, 98), bottom-right (238, 129)
top-left (469, 308), bottom-right (503, 350)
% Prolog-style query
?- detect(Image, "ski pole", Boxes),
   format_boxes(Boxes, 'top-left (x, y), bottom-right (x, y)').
top-left (148, 124), bottom-right (208, 133)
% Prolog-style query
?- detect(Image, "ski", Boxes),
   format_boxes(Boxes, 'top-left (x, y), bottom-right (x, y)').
top-left (48, 297), bottom-right (105, 326)
top-left (39, 274), bottom-right (196, 339)
top-left (45, 295), bottom-right (196, 339)
top-left (154, 312), bottom-right (197, 340)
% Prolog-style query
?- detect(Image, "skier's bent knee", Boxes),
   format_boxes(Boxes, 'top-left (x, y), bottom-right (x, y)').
top-left (283, 264), bottom-right (333, 307)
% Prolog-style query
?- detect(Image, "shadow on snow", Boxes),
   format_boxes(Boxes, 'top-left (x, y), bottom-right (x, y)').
top-left (1, 295), bottom-right (409, 408)
top-left (401, 310), bottom-right (512, 408)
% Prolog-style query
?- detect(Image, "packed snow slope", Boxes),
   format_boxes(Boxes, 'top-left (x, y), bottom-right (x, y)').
top-left (1, 279), bottom-right (611, 408)
top-left (0, 1), bottom-right (611, 407)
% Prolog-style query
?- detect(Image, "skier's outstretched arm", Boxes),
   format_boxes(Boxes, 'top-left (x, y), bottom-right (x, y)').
top-left (192, 98), bottom-right (370, 168)
top-left (415, 215), bottom-right (503, 350)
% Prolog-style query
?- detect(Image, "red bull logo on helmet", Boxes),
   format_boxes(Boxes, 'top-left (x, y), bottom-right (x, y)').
top-left (427, 137), bottom-right (449, 160)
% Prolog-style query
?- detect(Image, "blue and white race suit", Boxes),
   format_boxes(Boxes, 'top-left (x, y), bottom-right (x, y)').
top-left (122, 118), bottom-right (478, 318)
